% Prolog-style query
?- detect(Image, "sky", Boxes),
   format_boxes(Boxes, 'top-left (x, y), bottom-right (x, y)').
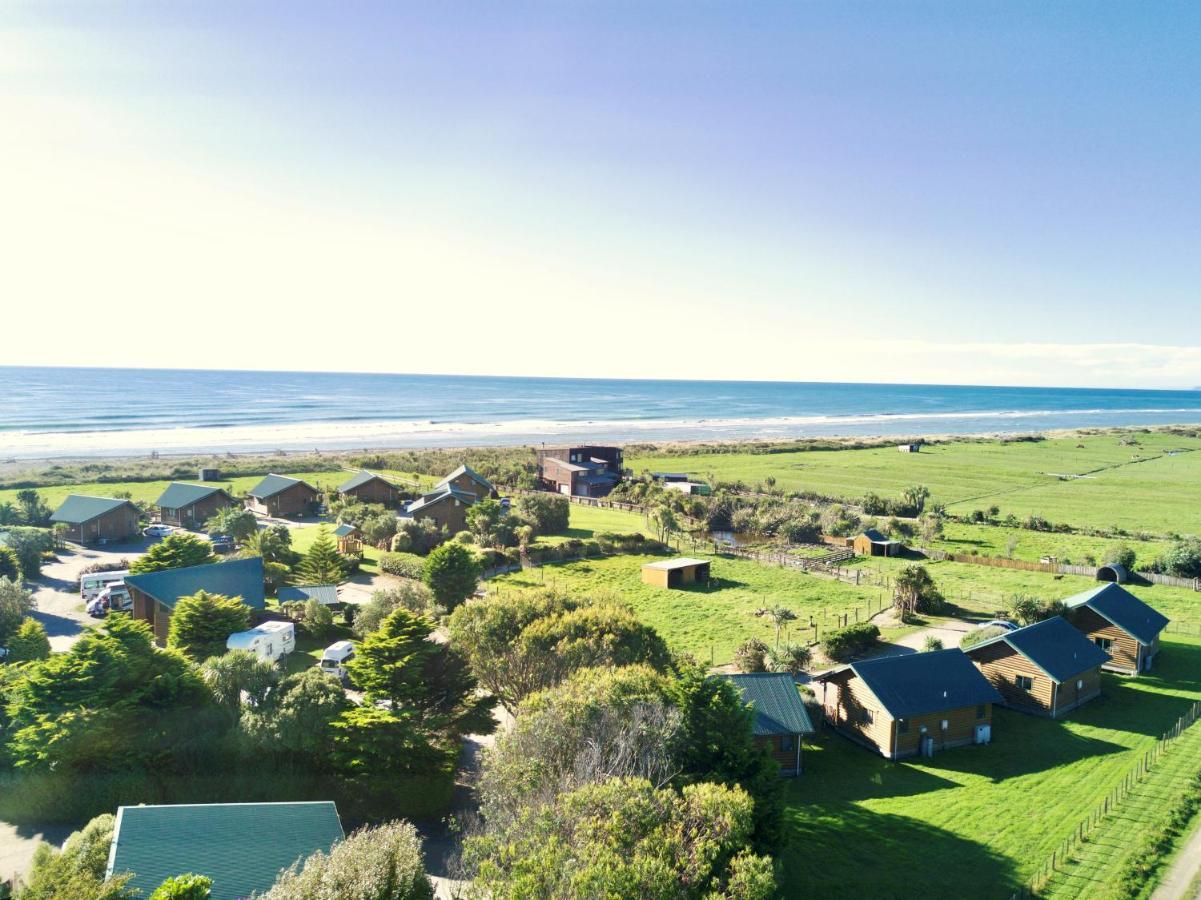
top-left (2, 2), bottom-right (1199, 388)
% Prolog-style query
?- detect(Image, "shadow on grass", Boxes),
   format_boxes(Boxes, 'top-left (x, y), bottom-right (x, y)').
top-left (28, 609), bottom-right (87, 639)
top-left (795, 734), bottom-right (961, 802)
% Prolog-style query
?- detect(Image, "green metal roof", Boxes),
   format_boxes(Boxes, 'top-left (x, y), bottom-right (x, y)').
top-left (50, 495), bottom-right (136, 525)
top-left (337, 470), bottom-right (397, 493)
top-left (435, 464), bottom-right (494, 494)
top-left (835, 649), bottom-right (1002, 719)
top-left (720, 673), bottom-right (815, 736)
top-left (332, 523), bottom-right (359, 537)
top-left (124, 557), bottom-right (265, 610)
top-left (1064, 583), bottom-right (1170, 646)
top-left (248, 473), bottom-right (315, 499)
top-left (277, 584), bottom-right (339, 605)
top-left (405, 485), bottom-right (475, 516)
top-left (155, 482), bottom-right (231, 510)
top-left (107, 801), bottom-right (344, 899)
top-left (964, 616), bottom-right (1111, 683)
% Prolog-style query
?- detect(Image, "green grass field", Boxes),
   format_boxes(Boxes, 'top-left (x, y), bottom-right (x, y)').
top-left (629, 431), bottom-right (1201, 535)
top-left (932, 521), bottom-right (1170, 567)
top-left (289, 523), bottom-right (383, 574)
top-left (780, 636), bottom-right (1201, 898)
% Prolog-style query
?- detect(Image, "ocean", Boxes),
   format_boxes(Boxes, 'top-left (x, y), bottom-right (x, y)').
top-left (1, 366), bottom-right (1199, 459)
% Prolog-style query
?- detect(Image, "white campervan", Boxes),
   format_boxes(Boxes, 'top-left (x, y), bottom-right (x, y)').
top-left (80, 569), bottom-right (129, 602)
top-left (226, 620), bottom-right (296, 663)
top-left (319, 640), bottom-right (355, 681)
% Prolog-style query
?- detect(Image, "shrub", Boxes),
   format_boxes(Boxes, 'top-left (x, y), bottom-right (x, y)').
top-left (0, 546), bottom-right (19, 581)
top-left (355, 583), bottom-right (432, 636)
top-left (734, 638), bottom-right (769, 673)
top-left (303, 598), bottom-right (336, 640)
top-left (378, 552), bottom-right (425, 579)
top-left (130, 533), bottom-right (217, 574)
top-left (0, 578), bottom-right (37, 646)
top-left (959, 626), bottom-right (1008, 649)
top-left (1102, 543), bottom-right (1137, 571)
top-left (166, 590), bottom-right (252, 661)
top-left (422, 542), bottom-right (481, 611)
top-left (516, 493), bottom-right (570, 536)
top-left (1156, 538), bottom-right (1201, 579)
top-left (765, 644), bottom-right (811, 674)
top-left (822, 623), bottom-right (880, 661)
top-left (5, 617), bottom-right (51, 662)
top-left (922, 635), bottom-right (944, 652)
top-left (149, 874), bottom-right (213, 899)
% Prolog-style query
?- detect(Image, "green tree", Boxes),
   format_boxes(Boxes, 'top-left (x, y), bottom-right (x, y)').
top-left (893, 565), bottom-right (945, 621)
top-left (5, 616), bottom-right (51, 662)
top-left (354, 583), bottom-right (431, 637)
top-left (148, 874), bottom-right (213, 899)
top-left (765, 643), bottom-right (810, 674)
top-left (130, 533), bottom-right (217, 574)
top-left (241, 525), bottom-right (295, 565)
top-left (465, 499), bottom-right (514, 548)
top-left (241, 668), bottom-right (350, 763)
top-left (515, 493), bottom-right (570, 536)
top-left (0, 545), bottom-right (20, 581)
top-left (421, 542), bottom-right (480, 610)
top-left (0, 577), bottom-right (37, 646)
top-left (464, 777), bottom-right (774, 899)
top-left (901, 484), bottom-right (931, 516)
top-left (1157, 538), bottom-right (1201, 578)
top-left (1, 527), bottom-right (53, 578)
top-left (199, 649), bottom-right (280, 714)
top-left (257, 820), bottom-right (432, 900)
top-left (303, 597), bottom-right (336, 640)
top-left (652, 504), bottom-right (680, 545)
top-left (205, 506), bottom-right (259, 541)
top-left (21, 813), bottom-right (134, 899)
top-left (1102, 543), bottom-right (1137, 570)
top-left (754, 605), bottom-right (797, 649)
top-left (295, 526), bottom-right (346, 585)
top-left (733, 638), bottom-right (769, 673)
top-left (16, 489), bottom-right (52, 527)
top-left (167, 590), bottom-right (252, 661)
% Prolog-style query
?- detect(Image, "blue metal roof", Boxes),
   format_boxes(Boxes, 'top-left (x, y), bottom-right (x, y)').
top-left (435, 464), bottom-right (494, 494)
top-left (721, 673), bottom-right (815, 736)
top-left (124, 557), bottom-right (265, 610)
top-left (277, 584), bottom-right (339, 605)
top-left (840, 649), bottom-right (1002, 719)
top-left (1064, 583), bottom-right (1169, 646)
top-left (337, 470), bottom-right (397, 493)
top-left (966, 616), bottom-right (1111, 682)
top-left (248, 474), bottom-right (315, 499)
top-left (155, 482), bottom-right (231, 510)
top-left (50, 495), bottom-right (136, 525)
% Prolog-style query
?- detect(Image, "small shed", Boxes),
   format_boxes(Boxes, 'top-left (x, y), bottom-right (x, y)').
top-left (853, 529), bottom-right (903, 557)
top-left (641, 557), bottom-right (711, 588)
top-left (1096, 563), bottom-right (1130, 584)
top-left (332, 522), bottom-right (362, 554)
top-left (278, 584), bottom-right (340, 607)
top-left (897, 443), bottom-right (921, 453)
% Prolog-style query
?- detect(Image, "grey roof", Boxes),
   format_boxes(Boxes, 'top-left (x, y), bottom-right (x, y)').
top-left (155, 482), bottom-right (231, 510)
top-left (404, 485), bottom-right (475, 516)
top-left (860, 529), bottom-right (900, 545)
top-left (248, 473), bottom-right (316, 499)
top-left (50, 495), bottom-right (136, 525)
top-left (1064, 583), bottom-right (1169, 646)
top-left (277, 584), bottom-right (339, 605)
top-left (337, 470), bottom-right (397, 493)
top-left (543, 457), bottom-right (588, 473)
top-left (332, 523), bottom-right (359, 538)
top-left (721, 673), bottom-right (815, 736)
top-left (834, 649), bottom-right (1003, 719)
top-left (124, 557), bottom-right (265, 611)
top-left (965, 616), bottom-right (1111, 683)
top-left (435, 464), bottom-right (494, 494)
top-left (106, 801), bottom-right (343, 899)
top-left (642, 557), bottom-right (710, 571)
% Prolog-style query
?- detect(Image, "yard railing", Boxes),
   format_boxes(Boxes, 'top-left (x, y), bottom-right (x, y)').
top-left (1012, 699), bottom-right (1201, 899)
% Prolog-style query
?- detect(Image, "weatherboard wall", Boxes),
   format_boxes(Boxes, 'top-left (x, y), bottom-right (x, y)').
top-left (1067, 606), bottom-right (1145, 675)
top-left (60, 505), bottom-right (140, 544)
top-left (246, 481), bottom-right (319, 517)
top-left (967, 641), bottom-right (1056, 714)
top-left (340, 477), bottom-right (399, 506)
top-left (892, 703), bottom-right (991, 758)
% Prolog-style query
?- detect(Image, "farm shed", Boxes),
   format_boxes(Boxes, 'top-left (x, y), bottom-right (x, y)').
top-left (106, 801), bottom-right (344, 899)
top-left (50, 495), bottom-right (140, 544)
top-left (1096, 563), bottom-right (1130, 584)
top-left (402, 485), bottom-right (477, 535)
top-left (897, 443), bottom-right (921, 453)
top-left (245, 474), bottom-right (320, 518)
top-left (641, 557), bottom-right (711, 588)
top-left (435, 464), bottom-right (498, 500)
top-left (1063, 583), bottom-right (1169, 676)
top-left (336, 470), bottom-right (402, 506)
top-left (125, 557), bottom-right (265, 646)
top-left (815, 649), bottom-right (1002, 759)
top-left (154, 482), bottom-right (233, 528)
top-left (853, 528), bottom-right (903, 558)
top-left (963, 616), bottom-right (1110, 718)
top-left (720, 673), bottom-right (815, 776)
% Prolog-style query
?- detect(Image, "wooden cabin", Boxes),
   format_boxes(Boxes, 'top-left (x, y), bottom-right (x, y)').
top-left (154, 483), bottom-right (233, 529)
top-left (435, 464), bottom-right (498, 501)
top-left (853, 528), bottom-right (903, 558)
top-left (402, 485), bottom-right (477, 535)
top-left (332, 523), bottom-right (363, 554)
top-left (641, 557), bottom-right (711, 588)
top-left (720, 673), bottom-right (815, 776)
top-left (1063, 583), bottom-right (1169, 675)
top-left (125, 557), bottom-right (265, 646)
top-left (963, 616), bottom-right (1110, 717)
top-left (50, 495), bottom-right (140, 544)
top-left (336, 471), bottom-right (401, 506)
top-left (245, 474), bottom-right (320, 518)
top-left (815, 649), bottom-right (1002, 759)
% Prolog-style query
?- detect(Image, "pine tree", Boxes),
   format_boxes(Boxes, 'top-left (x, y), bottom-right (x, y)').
top-left (295, 526), bottom-right (346, 585)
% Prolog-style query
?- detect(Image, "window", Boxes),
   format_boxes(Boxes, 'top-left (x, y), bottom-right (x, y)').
top-left (898, 719), bottom-right (909, 734)
top-left (940, 719), bottom-right (949, 731)
top-left (1015, 675), bottom-right (1033, 691)
top-left (1095, 637), bottom-right (1113, 652)
top-left (1077, 679), bottom-right (1084, 690)
top-left (781, 734), bottom-right (794, 751)
top-left (976, 704), bottom-right (986, 719)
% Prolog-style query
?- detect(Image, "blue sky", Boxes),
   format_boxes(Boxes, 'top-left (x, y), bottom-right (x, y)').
top-left (2, 2), bottom-right (1199, 386)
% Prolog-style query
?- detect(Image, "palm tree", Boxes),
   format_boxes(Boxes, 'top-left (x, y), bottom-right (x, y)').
top-left (653, 505), bottom-right (680, 548)
top-left (756, 605), bottom-right (798, 648)
top-left (766, 643), bottom-right (811, 675)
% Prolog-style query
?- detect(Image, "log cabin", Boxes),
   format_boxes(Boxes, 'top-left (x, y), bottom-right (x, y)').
top-left (434, 464), bottom-right (498, 501)
top-left (336, 470), bottom-right (402, 506)
top-left (245, 474), bottom-right (320, 518)
top-left (720, 673), bottom-right (815, 776)
top-left (50, 495), bottom-right (140, 544)
top-left (401, 485), bottom-right (477, 535)
top-left (815, 649), bottom-right (1002, 759)
top-left (962, 616), bottom-right (1110, 717)
top-left (154, 483), bottom-right (233, 529)
top-left (124, 557), bottom-right (265, 646)
top-left (1062, 583), bottom-right (1169, 675)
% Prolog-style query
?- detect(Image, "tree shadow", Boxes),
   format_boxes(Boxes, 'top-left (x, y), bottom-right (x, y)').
top-left (794, 734), bottom-right (961, 802)
top-left (28, 609), bottom-right (87, 639)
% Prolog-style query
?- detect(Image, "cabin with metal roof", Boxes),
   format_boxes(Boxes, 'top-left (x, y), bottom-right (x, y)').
top-left (962, 616), bottom-right (1110, 717)
top-left (125, 557), bottom-right (265, 646)
top-left (106, 801), bottom-right (344, 899)
top-left (814, 649), bottom-right (1002, 759)
top-left (1063, 583), bottom-right (1169, 675)
top-left (720, 673), bottom-right (815, 776)
top-left (435, 464), bottom-right (498, 501)
top-left (336, 470), bottom-right (402, 506)
top-left (402, 485), bottom-right (478, 535)
top-left (331, 522), bottom-right (363, 553)
top-left (245, 474), bottom-right (320, 518)
top-left (50, 495), bottom-right (140, 544)
top-left (154, 483), bottom-right (234, 529)
top-left (852, 528), bottom-right (904, 558)
top-left (640, 557), bottom-right (711, 588)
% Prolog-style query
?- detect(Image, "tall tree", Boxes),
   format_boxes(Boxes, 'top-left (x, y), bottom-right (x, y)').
top-left (0, 545), bottom-right (21, 581)
top-left (241, 668), bottom-right (350, 763)
top-left (167, 590), bottom-right (251, 661)
top-left (5, 617), bottom-right (51, 662)
top-left (421, 542), bottom-right (480, 611)
top-left (0, 576), bottom-right (37, 645)
top-left (16, 489), bottom-right (51, 527)
top-left (199, 649), bottom-right (280, 714)
top-left (205, 506), bottom-right (259, 541)
top-left (295, 526), bottom-right (346, 585)
top-left (130, 533), bottom-right (217, 574)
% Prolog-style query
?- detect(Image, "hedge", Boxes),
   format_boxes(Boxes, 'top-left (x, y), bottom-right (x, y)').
top-left (378, 552), bottom-right (425, 579)
top-left (823, 623), bottom-right (880, 661)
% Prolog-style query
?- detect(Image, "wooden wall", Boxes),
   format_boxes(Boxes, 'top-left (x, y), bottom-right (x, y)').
top-left (342, 479), bottom-right (399, 506)
top-left (1067, 606), bottom-right (1143, 674)
top-left (820, 670), bottom-right (895, 757)
top-left (160, 492), bottom-right (231, 527)
top-left (967, 641), bottom-right (1054, 713)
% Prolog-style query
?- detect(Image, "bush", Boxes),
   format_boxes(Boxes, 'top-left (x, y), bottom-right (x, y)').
top-left (515, 493), bottom-right (570, 536)
top-left (378, 552), bottom-right (425, 579)
top-left (765, 644), bottom-right (810, 674)
top-left (149, 874), bottom-right (213, 899)
top-left (422, 542), bottom-right (481, 611)
top-left (1102, 543), bottom-right (1137, 571)
top-left (167, 590), bottom-right (252, 661)
top-left (922, 635), bottom-right (944, 652)
top-left (1156, 538), bottom-right (1201, 579)
top-left (822, 623), bottom-right (880, 661)
top-left (734, 638), bottom-right (769, 673)
top-left (959, 626), bottom-right (1008, 649)
top-left (130, 533), bottom-right (217, 574)
top-left (303, 598), bottom-right (336, 640)
top-left (5, 617), bottom-right (51, 662)
top-left (0, 578), bottom-right (37, 646)
top-left (355, 583), bottom-right (432, 636)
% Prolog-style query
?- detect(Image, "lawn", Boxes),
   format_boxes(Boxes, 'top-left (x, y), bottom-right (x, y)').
top-left (627, 431), bottom-right (1201, 535)
top-left (488, 552), bottom-right (885, 665)
top-left (779, 636), bottom-right (1201, 898)
top-left (931, 521), bottom-right (1170, 567)
top-left (289, 523), bottom-right (383, 574)
top-left (532, 503), bottom-right (653, 545)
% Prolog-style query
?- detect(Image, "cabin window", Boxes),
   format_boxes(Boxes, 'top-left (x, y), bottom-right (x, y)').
top-left (861, 708), bottom-right (874, 726)
top-left (1015, 675), bottom-right (1033, 691)
top-left (976, 704), bottom-right (986, 719)
top-left (898, 719), bottom-right (909, 734)
top-left (1077, 679), bottom-right (1084, 690)
top-left (781, 734), bottom-right (794, 751)
top-left (940, 719), bottom-right (949, 731)
top-left (1095, 637), bottom-right (1113, 652)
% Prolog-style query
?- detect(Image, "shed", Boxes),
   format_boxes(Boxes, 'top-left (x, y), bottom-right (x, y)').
top-left (154, 483), bottom-right (234, 529)
top-left (332, 522), bottom-right (363, 553)
top-left (278, 584), bottom-right (340, 606)
top-left (1096, 563), bottom-right (1130, 584)
top-left (1063, 583), bottom-right (1169, 675)
top-left (641, 557), bottom-right (711, 588)
top-left (50, 495), bottom-right (140, 544)
top-left (963, 616), bottom-right (1110, 717)
top-left (897, 443), bottom-right (921, 453)
top-left (245, 474), bottom-right (320, 518)
top-left (125, 557), bottom-right (265, 646)
top-left (105, 801), bottom-right (344, 899)
top-left (815, 649), bottom-right (1002, 759)
top-left (720, 673), bottom-right (815, 776)
top-left (852, 529), bottom-right (903, 558)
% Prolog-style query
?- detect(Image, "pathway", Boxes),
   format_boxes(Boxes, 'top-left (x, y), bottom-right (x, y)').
top-left (1152, 819), bottom-right (1201, 900)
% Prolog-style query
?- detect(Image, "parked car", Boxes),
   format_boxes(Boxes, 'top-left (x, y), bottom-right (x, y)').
top-left (208, 534), bottom-right (235, 554)
top-left (976, 619), bottom-right (1017, 631)
top-left (319, 640), bottom-right (355, 681)
top-left (144, 524), bottom-right (174, 538)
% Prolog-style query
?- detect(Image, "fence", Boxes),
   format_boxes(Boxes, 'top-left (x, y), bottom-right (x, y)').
top-left (922, 547), bottom-right (1201, 591)
top-left (1012, 699), bottom-right (1201, 898)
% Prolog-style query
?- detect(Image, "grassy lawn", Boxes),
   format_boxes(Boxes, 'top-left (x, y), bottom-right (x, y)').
top-left (780, 636), bottom-right (1201, 898)
top-left (282, 622), bottom-right (355, 676)
top-left (628, 432), bottom-right (1201, 535)
top-left (532, 503), bottom-right (653, 545)
top-left (488, 552), bottom-right (885, 665)
top-left (289, 523), bottom-right (383, 574)
top-left (932, 521), bottom-right (1170, 567)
